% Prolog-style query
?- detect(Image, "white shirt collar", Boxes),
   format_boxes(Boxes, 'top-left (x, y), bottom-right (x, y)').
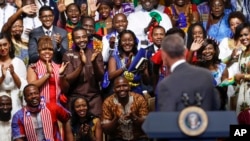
top-left (42, 26), bottom-right (53, 35)
top-left (153, 44), bottom-right (160, 52)
top-left (170, 59), bottom-right (186, 72)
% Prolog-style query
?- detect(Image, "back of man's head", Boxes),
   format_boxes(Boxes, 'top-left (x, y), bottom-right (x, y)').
top-left (161, 34), bottom-right (185, 59)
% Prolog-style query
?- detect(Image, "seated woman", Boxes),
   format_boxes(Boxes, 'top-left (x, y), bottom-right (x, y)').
top-left (0, 32), bottom-right (27, 116)
top-left (108, 30), bottom-right (149, 95)
top-left (70, 96), bottom-right (102, 141)
top-left (27, 35), bottom-right (68, 104)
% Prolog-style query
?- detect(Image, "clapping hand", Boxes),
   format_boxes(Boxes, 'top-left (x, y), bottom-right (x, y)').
top-left (1, 64), bottom-right (7, 78)
top-left (91, 50), bottom-right (100, 62)
top-left (79, 123), bottom-right (90, 135)
top-left (53, 33), bottom-right (62, 47)
top-left (8, 64), bottom-right (15, 75)
top-left (190, 38), bottom-right (204, 52)
top-left (46, 60), bottom-right (52, 75)
top-left (80, 49), bottom-right (87, 64)
top-left (57, 0), bottom-right (66, 13)
top-left (125, 53), bottom-right (133, 69)
top-left (59, 61), bottom-right (69, 75)
top-left (89, 0), bottom-right (100, 13)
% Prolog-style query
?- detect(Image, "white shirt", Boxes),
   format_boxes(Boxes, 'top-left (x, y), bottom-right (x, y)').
top-left (42, 26), bottom-right (53, 36)
top-left (127, 9), bottom-right (172, 49)
top-left (0, 3), bottom-right (16, 31)
top-left (21, 16), bottom-right (42, 41)
top-left (0, 121), bottom-right (11, 141)
top-left (170, 59), bottom-right (186, 73)
top-left (102, 31), bottom-right (118, 63)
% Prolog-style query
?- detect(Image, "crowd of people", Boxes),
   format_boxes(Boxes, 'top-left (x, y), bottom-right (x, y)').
top-left (0, 0), bottom-right (250, 140)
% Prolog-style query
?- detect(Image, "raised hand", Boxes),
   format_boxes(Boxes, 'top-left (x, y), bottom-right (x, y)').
top-left (59, 61), bottom-right (69, 75)
top-left (91, 50), bottom-right (100, 62)
top-left (89, 0), bottom-right (100, 13)
top-left (190, 38), bottom-right (204, 52)
top-left (57, 0), bottom-right (66, 13)
top-left (80, 49), bottom-right (87, 64)
top-left (22, 4), bottom-right (37, 15)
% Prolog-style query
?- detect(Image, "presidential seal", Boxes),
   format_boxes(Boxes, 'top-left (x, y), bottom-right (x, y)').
top-left (178, 106), bottom-right (208, 136)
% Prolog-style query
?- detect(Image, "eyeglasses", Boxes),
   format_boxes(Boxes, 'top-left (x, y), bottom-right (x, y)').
top-left (40, 15), bottom-right (53, 19)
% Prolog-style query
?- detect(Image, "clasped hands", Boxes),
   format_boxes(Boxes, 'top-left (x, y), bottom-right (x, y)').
top-left (1, 64), bottom-right (15, 78)
top-left (79, 49), bottom-right (100, 64)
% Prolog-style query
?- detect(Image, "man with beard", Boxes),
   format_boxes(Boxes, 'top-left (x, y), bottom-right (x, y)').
top-left (28, 5), bottom-right (68, 64)
top-left (1, 3), bottom-right (37, 66)
top-left (0, 93), bottom-right (12, 141)
top-left (60, 27), bottom-right (104, 116)
top-left (127, 0), bottom-right (172, 48)
top-left (0, 0), bottom-right (16, 31)
top-left (11, 84), bottom-right (73, 141)
top-left (102, 76), bottom-right (149, 141)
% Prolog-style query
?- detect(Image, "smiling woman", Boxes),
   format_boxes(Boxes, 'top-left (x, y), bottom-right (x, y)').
top-left (27, 35), bottom-right (68, 104)
top-left (0, 32), bottom-right (27, 117)
top-left (70, 96), bottom-right (103, 141)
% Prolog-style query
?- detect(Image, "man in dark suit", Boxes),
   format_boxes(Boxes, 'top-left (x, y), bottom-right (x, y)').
top-left (157, 34), bottom-right (220, 111)
top-left (28, 5), bottom-right (68, 64)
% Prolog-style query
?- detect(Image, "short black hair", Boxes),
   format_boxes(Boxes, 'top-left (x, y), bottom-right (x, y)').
top-left (228, 11), bottom-right (246, 25)
top-left (166, 27), bottom-right (185, 39)
top-left (23, 84), bottom-right (38, 97)
top-left (72, 26), bottom-right (86, 41)
top-left (234, 22), bottom-right (250, 41)
top-left (39, 6), bottom-right (53, 17)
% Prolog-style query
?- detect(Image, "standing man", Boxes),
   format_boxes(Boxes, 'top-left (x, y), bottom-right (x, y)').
top-left (102, 13), bottom-right (128, 63)
top-left (28, 5), bottom-right (68, 64)
top-left (60, 27), bottom-right (104, 116)
top-left (102, 76), bottom-right (149, 141)
top-left (157, 34), bottom-right (220, 111)
top-left (11, 84), bottom-right (73, 141)
top-left (127, 0), bottom-right (172, 49)
top-left (0, 93), bottom-right (12, 141)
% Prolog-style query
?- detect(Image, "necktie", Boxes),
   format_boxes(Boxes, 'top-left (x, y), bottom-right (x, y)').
top-left (45, 30), bottom-right (51, 36)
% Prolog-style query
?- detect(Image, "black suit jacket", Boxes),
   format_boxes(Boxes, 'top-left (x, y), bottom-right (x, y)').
top-left (28, 26), bottom-right (68, 64)
top-left (157, 62), bottom-right (220, 111)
